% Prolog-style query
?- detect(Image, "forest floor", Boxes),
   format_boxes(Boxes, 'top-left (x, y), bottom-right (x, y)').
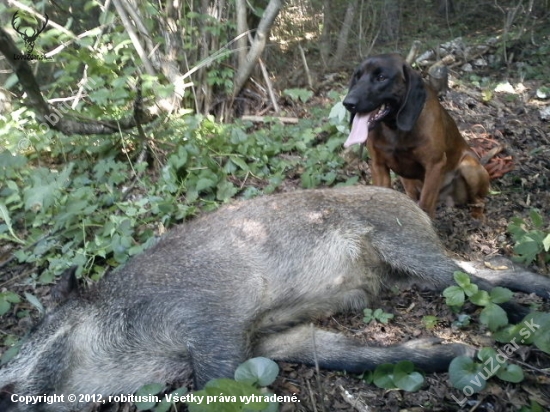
top-left (268, 63), bottom-right (550, 411)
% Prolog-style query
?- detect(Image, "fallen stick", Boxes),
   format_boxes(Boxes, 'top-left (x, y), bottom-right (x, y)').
top-left (241, 115), bottom-right (299, 124)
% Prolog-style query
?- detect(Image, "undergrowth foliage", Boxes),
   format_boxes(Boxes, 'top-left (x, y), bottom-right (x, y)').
top-left (0, 93), bottom-right (351, 303)
top-left (129, 358), bottom-right (280, 412)
top-left (444, 272), bottom-right (550, 400)
top-left (507, 210), bottom-right (550, 269)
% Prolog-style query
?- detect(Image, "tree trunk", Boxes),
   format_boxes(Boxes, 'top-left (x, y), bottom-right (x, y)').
top-left (232, 0), bottom-right (282, 98)
top-left (199, 0), bottom-right (212, 113)
top-left (438, 0), bottom-right (455, 15)
top-left (319, 0), bottom-right (332, 65)
top-left (379, 0), bottom-right (400, 43)
top-left (236, 0), bottom-right (248, 69)
top-left (332, 0), bottom-right (358, 65)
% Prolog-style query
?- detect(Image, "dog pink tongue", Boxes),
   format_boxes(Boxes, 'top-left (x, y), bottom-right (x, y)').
top-left (343, 113), bottom-right (372, 148)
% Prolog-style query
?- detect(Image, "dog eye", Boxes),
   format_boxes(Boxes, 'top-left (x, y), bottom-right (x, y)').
top-left (376, 74), bottom-right (387, 82)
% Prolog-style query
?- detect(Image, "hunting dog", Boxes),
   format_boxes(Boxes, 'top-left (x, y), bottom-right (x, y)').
top-left (343, 53), bottom-right (490, 218)
top-left (2, 186), bottom-right (549, 412)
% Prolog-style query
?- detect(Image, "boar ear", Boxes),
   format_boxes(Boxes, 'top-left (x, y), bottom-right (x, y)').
top-left (51, 266), bottom-right (80, 304)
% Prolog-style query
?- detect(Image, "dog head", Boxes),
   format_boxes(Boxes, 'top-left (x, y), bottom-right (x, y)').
top-left (343, 53), bottom-right (427, 147)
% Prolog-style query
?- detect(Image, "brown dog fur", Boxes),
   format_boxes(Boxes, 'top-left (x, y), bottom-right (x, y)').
top-left (343, 53), bottom-right (490, 218)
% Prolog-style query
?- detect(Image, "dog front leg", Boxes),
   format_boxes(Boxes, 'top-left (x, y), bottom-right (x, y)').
top-left (418, 155), bottom-right (447, 217)
top-left (369, 152), bottom-right (392, 187)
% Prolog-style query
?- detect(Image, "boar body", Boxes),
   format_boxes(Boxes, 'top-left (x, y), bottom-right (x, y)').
top-left (1, 186), bottom-right (548, 411)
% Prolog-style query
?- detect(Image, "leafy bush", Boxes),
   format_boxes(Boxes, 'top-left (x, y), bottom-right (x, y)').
top-left (363, 361), bottom-right (424, 392)
top-left (449, 347), bottom-right (524, 394)
top-left (188, 357), bottom-right (280, 412)
top-left (443, 272), bottom-right (512, 332)
top-left (444, 273), bottom-right (550, 394)
top-left (0, 292), bottom-right (20, 316)
top-left (363, 307), bottom-right (394, 324)
top-left (283, 88), bottom-right (314, 103)
top-left (131, 357), bottom-right (280, 412)
top-left (493, 312), bottom-right (550, 354)
top-left (0, 97), bottom-right (351, 291)
top-left (508, 210), bottom-right (550, 269)
top-left (421, 315), bottom-right (439, 329)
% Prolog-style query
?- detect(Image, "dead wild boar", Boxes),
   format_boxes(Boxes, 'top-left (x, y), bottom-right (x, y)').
top-left (1, 185), bottom-right (549, 411)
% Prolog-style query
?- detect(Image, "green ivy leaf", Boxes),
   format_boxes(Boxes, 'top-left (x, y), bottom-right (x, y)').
top-left (463, 282), bottom-right (479, 297)
top-left (135, 383), bottom-right (166, 410)
top-left (4, 292), bottom-right (21, 304)
top-left (24, 292), bottom-right (44, 315)
top-left (469, 290), bottom-right (491, 306)
top-left (154, 387), bottom-right (187, 412)
top-left (195, 177), bottom-right (217, 193)
top-left (529, 210), bottom-right (543, 229)
top-left (188, 379), bottom-right (266, 412)
top-left (363, 308), bottom-right (374, 324)
top-left (515, 312), bottom-right (547, 345)
top-left (479, 303), bottom-right (509, 331)
top-left (328, 101), bottom-right (348, 124)
top-left (229, 156), bottom-right (249, 171)
top-left (0, 300), bottom-right (10, 316)
top-left (0, 341), bottom-right (22, 365)
top-left (489, 287), bottom-right (513, 304)
top-left (530, 314), bottom-right (550, 354)
top-left (373, 364), bottom-right (396, 389)
top-left (477, 347), bottom-right (497, 361)
top-left (514, 235), bottom-right (541, 264)
top-left (216, 181), bottom-right (237, 201)
top-left (476, 348), bottom-right (500, 379)
top-left (449, 356), bottom-right (487, 393)
top-left (234, 357), bottom-right (279, 387)
top-left (393, 361), bottom-right (424, 391)
top-left (377, 311), bottom-right (394, 324)
top-left (422, 315), bottom-right (438, 329)
top-left (0, 292), bottom-right (21, 316)
top-left (283, 88), bottom-right (313, 103)
top-left (507, 218), bottom-right (525, 239)
top-left (454, 314), bottom-right (471, 328)
top-left (492, 324), bottom-right (521, 343)
top-left (453, 271), bottom-right (471, 288)
top-left (534, 331), bottom-right (550, 354)
top-left (443, 285), bottom-right (465, 307)
top-left (496, 363), bottom-right (524, 383)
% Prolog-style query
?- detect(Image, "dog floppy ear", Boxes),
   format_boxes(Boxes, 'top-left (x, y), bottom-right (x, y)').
top-left (396, 64), bottom-right (426, 132)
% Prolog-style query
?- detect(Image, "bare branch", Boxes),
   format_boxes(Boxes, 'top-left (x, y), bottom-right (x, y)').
top-left (111, 0), bottom-right (156, 76)
top-left (232, 0), bottom-right (283, 98)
